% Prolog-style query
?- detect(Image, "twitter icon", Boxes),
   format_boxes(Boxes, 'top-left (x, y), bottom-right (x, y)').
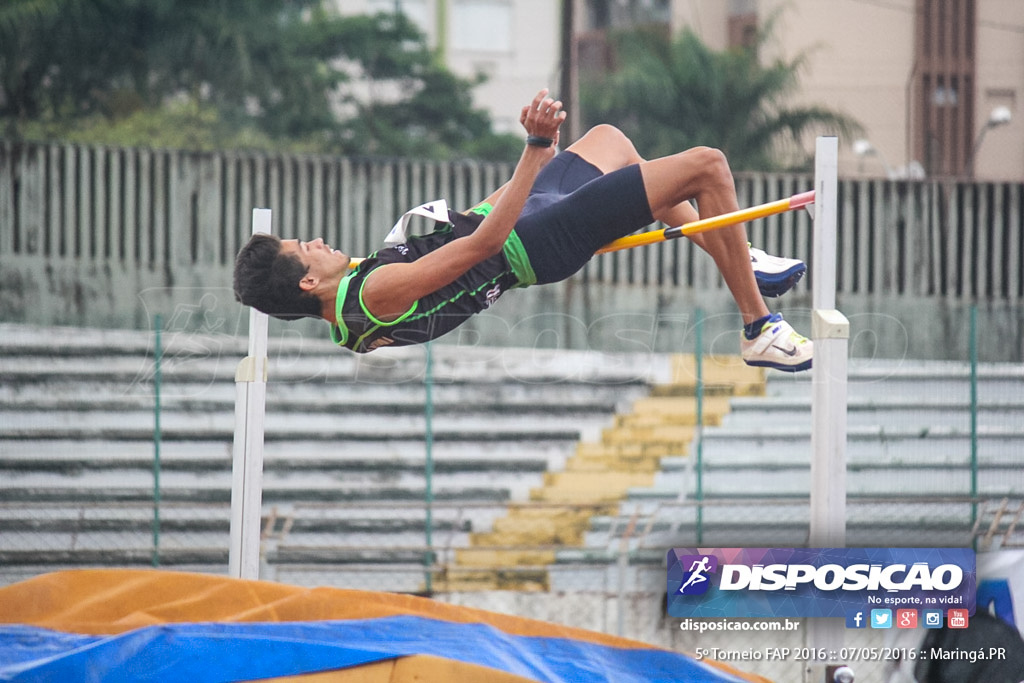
top-left (871, 609), bottom-right (892, 629)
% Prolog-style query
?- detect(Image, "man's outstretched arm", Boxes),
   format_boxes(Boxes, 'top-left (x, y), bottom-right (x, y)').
top-left (361, 89), bottom-right (566, 321)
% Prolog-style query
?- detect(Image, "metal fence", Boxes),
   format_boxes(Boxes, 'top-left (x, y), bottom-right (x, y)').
top-left (1, 140), bottom-right (1022, 300)
top-left (3, 305), bottom-right (1022, 586)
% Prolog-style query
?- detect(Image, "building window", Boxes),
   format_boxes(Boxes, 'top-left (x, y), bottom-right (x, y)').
top-left (451, 0), bottom-right (512, 52)
top-left (368, 0), bottom-right (431, 30)
top-left (584, 0), bottom-right (669, 30)
top-left (914, 0), bottom-right (976, 177)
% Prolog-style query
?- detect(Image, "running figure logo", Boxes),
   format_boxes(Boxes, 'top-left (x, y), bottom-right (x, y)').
top-left (677, 554), bottom-right (718, 595)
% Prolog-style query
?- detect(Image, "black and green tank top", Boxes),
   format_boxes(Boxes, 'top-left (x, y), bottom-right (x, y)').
top-left (329, 205), bottom-right (537, 353)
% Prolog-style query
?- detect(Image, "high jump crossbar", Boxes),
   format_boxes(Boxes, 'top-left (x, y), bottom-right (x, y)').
top-left (346, 190), bottom-right (815, 268)
top-left (595, 189), bottom-right (815, 255)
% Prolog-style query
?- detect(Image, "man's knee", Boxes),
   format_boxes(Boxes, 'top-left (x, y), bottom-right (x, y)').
top-left (584, 123), bottom-right (629, 145)
top-left (574, 124), bottom-right (642, 164)
top-left (689, 146), bottom-right (733, 187)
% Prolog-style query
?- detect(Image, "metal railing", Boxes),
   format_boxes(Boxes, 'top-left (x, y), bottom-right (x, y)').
top-left (1, 141), bottom-right (1021, 300)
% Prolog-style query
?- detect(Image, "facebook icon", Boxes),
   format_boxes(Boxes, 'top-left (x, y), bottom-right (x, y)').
top-left (846, 610), bottom-right (867, 629)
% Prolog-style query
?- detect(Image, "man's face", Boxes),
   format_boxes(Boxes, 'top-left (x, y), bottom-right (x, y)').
top-left (279, 238), bottom-right (350, 281)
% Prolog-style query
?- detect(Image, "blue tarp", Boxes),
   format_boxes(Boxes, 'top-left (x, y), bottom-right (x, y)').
top-left (0, 615), bottom-right (749, 683)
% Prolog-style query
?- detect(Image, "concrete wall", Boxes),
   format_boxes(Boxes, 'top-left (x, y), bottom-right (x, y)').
top-left (4, 257), bottom-right (1019, 363)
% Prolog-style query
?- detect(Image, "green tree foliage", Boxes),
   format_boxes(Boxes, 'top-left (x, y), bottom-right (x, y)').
top-left (580, 25), bottom-right (860, 171)
top-left (0, 0), bottom-right (519, 160)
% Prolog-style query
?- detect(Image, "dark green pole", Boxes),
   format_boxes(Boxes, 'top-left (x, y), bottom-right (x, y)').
top-left (695, 308), bottom-right (704, 545)
top-left (152, 314), bottom-right (162, 567)
top-left (969, 305), bottom-right (978, 544)
top-left (424, 342), bottom-right (435, 592)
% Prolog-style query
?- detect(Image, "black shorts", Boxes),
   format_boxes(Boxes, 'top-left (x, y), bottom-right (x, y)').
top-left (513, 151), bottom-right (655, 285)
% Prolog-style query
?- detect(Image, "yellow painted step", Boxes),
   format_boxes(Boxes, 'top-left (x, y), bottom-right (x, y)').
top-left (503, 503), bottom-right (616, 517)
top-left (629, 395), bottom-right (733, 417)
top-left (541, 470), bottom-right (654, 491)
top-left (473, 527), bottom-right (582, 546)
top-left (563, 454), bottom-right (664, 473)
top-left (660, 354), bottom-right (765, 396)
top-left (575, 442), bottom-right (673, 459)
top-left (433, 569), bottom-right (548, 592)
top-left (600, 424), bottom-right (695, 446)
top-left (478, 511), bottom-right (596, 545)
top-left (616, 412), bottom-right (722, 428)
top-left (455, 547), bottom-right (556, 567)
top-left (530, 487), bottom-right (631, 504)
top-left (531, 471), bottom-right (655, 503)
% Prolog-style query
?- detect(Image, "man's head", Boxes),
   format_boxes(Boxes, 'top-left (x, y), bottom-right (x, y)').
top-left (233, 234), bottom-right (349, 321)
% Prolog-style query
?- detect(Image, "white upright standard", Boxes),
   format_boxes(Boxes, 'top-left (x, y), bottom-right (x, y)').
top-left (229, 208), bottom-right (271, 579)
top-left (807, 137), bottom-right (851, 682)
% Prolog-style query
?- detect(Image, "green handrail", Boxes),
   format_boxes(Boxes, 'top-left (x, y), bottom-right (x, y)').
top-left (969, 305), bottom-right (978, 546)
top-left (424, 342), bottom-right (435, 592)
top-left (152, 314), bottom-right (163, 567)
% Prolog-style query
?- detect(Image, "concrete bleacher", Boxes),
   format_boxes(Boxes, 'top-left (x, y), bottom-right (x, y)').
top-left (6, 321), bottom-right (1022, 594)
top-left (446, 355), bottom-right (767, 591)
top-left (0, 322), bottom-right (663, 590)
top-left (564, 359), bottom-right (1024, 579)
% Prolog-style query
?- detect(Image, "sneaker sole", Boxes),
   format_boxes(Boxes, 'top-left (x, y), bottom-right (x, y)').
top-left (755, 265), bottom-right (806, 298)
top-left (744, 358), bottom-right (813, 373)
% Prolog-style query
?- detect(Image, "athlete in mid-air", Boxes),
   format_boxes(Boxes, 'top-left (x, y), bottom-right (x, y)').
top-left (234, 89), bottom-right (811, 371)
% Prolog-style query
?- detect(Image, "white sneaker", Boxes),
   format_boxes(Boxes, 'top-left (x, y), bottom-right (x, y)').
top-left (750, 245), bottom-right (805, 298)
top-left (741, 313), bottom-right (813, 372)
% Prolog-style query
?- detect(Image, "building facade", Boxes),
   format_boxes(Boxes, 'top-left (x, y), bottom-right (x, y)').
top-left (732, 0), bottom-right (1024, 180)
top-left (336, 0), bottom-right (1023, 180)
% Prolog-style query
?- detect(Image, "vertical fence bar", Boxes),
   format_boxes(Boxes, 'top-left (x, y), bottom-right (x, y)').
top-left (17, 144), bottom-right (43, 257)
top-left (1009, 185), bottom-right (1022, 300)
top-left (229, 209), bottom-right (271, 580)
top-left (990, 184), bottom-right (1005, 298)
top-left (46, 146), bottom-right (62, 258)
top-left (424, 342), bottom-right (435, 593)
top-left (195, 155), bottom-right (220, 266)
top-left (94, 147), bottom-right (108, 260)
top-left (0, 143), bottom-right (12, 256)
top-left (153, 151), bottom-right (168, 267)
top-left (108, 148), bottom-right (122, 262)
top-left (152, 313), bottom-right (162, 567)
top-left (977, 184), bottom-right (991, 297)
top-left (927, 182), bottom-right (943, 295)
top-left (77, 145), bottom-right (90, 259)
top-left (124, 149), bottom-right (138, 264)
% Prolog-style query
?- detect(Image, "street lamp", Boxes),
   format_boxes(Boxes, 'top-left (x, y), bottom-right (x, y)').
top-left (852, 139), bottom-right (894, 178)
top-left (965, 105), bottom-right (1013, 178)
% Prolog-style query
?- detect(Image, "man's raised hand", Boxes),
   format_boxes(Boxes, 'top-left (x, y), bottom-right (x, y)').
top-left (520, 88), bottom-right (567, 150)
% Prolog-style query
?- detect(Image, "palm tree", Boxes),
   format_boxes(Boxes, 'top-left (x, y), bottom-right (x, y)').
top-left (580, 24), bottom-right (860, 171)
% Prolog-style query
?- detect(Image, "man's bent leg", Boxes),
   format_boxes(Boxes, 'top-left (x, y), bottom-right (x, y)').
top-left (639, 147), bottom-right (768, 325)
top-left (568, 126), bottom-right (804, 298)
